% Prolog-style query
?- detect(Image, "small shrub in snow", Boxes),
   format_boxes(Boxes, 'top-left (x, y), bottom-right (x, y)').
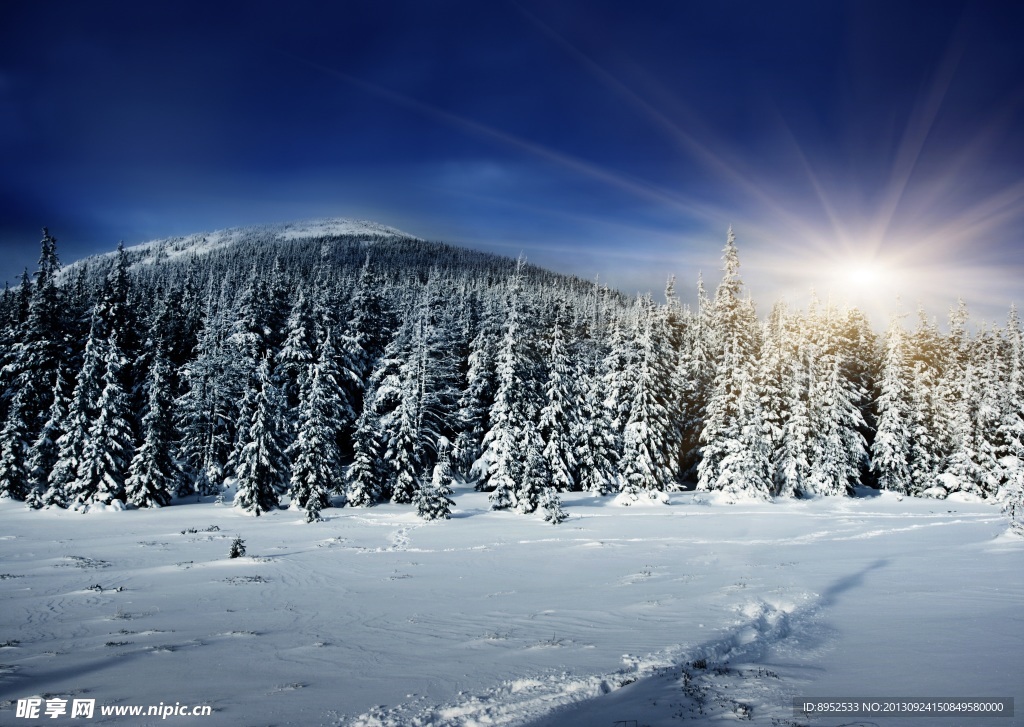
top-left (228, 537), bottom-right (246, 559)
top-left (540, 487), bottom-right (567, 524)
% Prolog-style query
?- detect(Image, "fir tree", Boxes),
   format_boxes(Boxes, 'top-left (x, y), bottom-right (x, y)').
top-left (277, 290), bottom-right (316, 411)
top-left (72, 332), bottom-right (134, 508)
top-left (516, 420), bottom-right (547, 514)
top-left (619, 296), bottom-right (675, 496)
top-left (540, 486), bottom-right (568, 524)
top-left (416, 438), bottom-right (456, 520)
top-left (0, 390), bottom-right (31, 500)
top-left (25, 367), bottom-right (71, 509)
top-left (125, 344), bottom-right (177, 508)
top-left (539, 320), bottom-right (577, 491)
top-left (288, 331), bottom-right (345, 521)
top-left (482, 263), bottom-right (537, 508)
top-left (233, 355), bottom-right (289, 516)
top-left (697, 230), bottom-right (762, 496)
top-left (706, 364), bottom-right (772, 501)
top-left (347, 404), bottom-right (384, 507)
top-left (871, 318), bottom-right (914, 494)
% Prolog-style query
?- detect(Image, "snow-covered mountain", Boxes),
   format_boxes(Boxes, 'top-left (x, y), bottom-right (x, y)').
top-left (61, 218), bottom-right (420, 277)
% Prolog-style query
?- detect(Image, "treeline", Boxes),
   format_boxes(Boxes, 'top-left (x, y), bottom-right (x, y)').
top-left (0, 224), bottom-right (1021, 522)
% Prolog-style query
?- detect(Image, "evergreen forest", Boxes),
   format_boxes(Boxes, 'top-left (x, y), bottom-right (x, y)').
top-left (1, 221), bottom-right (1021, 522)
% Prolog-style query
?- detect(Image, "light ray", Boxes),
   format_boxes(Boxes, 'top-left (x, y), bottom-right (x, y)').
top-left (283, 53), bottom-right (720, 223)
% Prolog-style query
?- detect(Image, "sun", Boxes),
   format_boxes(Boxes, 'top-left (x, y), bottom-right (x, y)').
top-left (844, 265), bottom-right (883, 287)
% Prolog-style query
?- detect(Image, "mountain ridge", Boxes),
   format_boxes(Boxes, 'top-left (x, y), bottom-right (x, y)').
top-left (60, 217), bottom-right (420, 277)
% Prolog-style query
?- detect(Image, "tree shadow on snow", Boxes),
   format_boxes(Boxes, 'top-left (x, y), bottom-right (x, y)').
top-left (520, 559), bottom-right (889, 727)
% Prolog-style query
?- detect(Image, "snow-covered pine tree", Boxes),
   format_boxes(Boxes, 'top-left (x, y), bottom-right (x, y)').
top-left (481, 262), bottom-right (539, 509)
top-left (277, 289), bottom-right (315, 411)
top-left (125, 310), bottom-right (178, 508)
top-left (871, 316), bottom-right (914, 494)
top-left (677, 272), bottom-right (714, 479)
top-left (619, 295), bottom-right (675, 498)
top-left (998, 307), bottom-right (1024, 507)
top-left (707, 363), bottom-right (772, 501)
top-left (539, 319), bottom-right (577, 491)
top-left (176, 287), bottom-right (246, 495)
top-left (807, 326), bottom-right (868, 496)
top-left (0, 390), bottom-right (31, 500)
top-left (540, 484), bottom-right (568, 524)
top-left (7, 230), bottom-right (64, 447)
top-left (387, 389), bottom-right (420, 504)
top-left (125, 371), bottom-right (176, 508)
top-left (25, 367), bottom-right (71, 509)
top-left (233, 354), bottom-right (289, 516)
top-left (416, 438), bottom-right (456, 520)
top-left (516, 419), bottom-right (547, 514)
top-left (575, 361), bottom-right (619, 494)
top-left (755, 302), bottom-right (793, 495)
top-left (72, 332), bottom-right (134, 509)
top-left (902, 309), bottom-right (945, 493)
top-left (454, 293), bottom-right (499, 474)
top-left (346, 404), bottom-right (384, 507)
top-left (288, 330), bottom-right (345, 521)
top-left (47, 319), bottom-right (107, 509)
top-left (698, 229), bottom-right (762, 496)
top-left (602, 311), bottom-right (638, 441)
top-left (943, 326), bottom-right (1002, 498)
top-left (776, 350), bottom-right (812, 497)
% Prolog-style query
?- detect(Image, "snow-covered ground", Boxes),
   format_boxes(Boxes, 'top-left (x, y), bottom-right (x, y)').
top-left (1, 489), bottom-right (1021, 726)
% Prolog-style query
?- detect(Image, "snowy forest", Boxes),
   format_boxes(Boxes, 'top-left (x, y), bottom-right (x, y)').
top-left (0, 221), bottom-right (1022, 523)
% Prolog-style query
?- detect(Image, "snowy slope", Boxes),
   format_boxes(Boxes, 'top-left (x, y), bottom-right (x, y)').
top-left (1, 491), bottom-right (1021, 726)
top-left (60, 218), bottom-right (419, 276)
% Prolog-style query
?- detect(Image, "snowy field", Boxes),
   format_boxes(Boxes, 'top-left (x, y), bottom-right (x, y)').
top-left (1, 489), bottom-right (1021, 727)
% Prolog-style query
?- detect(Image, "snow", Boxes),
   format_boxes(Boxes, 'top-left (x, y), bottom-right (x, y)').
top-left (58, 218), bottom-right (418, 278)
top-left (1, 489), bottom-right (1021, 726)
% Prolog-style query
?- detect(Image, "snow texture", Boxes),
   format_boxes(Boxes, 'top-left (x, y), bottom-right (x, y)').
top-left (0, 489), bottom-right (1020, 726)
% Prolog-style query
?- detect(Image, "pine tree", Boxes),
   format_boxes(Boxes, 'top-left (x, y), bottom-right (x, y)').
top-left (807, 341), bottom-right (868, 496)
top-left (619, 296), bottom-right (675, 497)
top-left (387, 391), bottom-right (420, 504)
top-left (454, 295), bottom-right (499, 473)
top-left (516, 420), bottom-right (547, 514)
top-left (706, 364), bottom-right (772, 501)
top-left (125, 345), bottom-right (177, 508)
top-left (871, 317), bottom-right (914, 494)
top-left (72, 332), bottom-right (134, 508)
top-left (998, 307), bottom-right (1024, 508)
top-left (697, 229), bottom-right (762, 496)
top-left (540, 486), bottom-right (568, 524)
top-left (288, 331), bottom-right (345, 521)
top-left (176, 288), bottom-right (244, 494)
top-left (482, 264), bottom-right (538, 508)
top-left (416, 438), bottom-right (456, 520)
top-left (539, 320), bottom-right (577, 491)
top-left (575, 367), bottom-right (619, 494)
top-left (277, 290), bottom-right (316, 411)
top-left (25, 367), bottom-right (71, 509)
top-left (775, 352), bottom-right (812, 498)
top-left (0, 390), bottom-right (31, 500)
top-left (47, 321), bottom-right (107, 509)
top-left (899, 308), bottom-right (947, 492)
top-left (8, 230), bottom-right (64, 448)
top-left (347, 404), bottom-right (384, 507)
top-left (233, 355), bottom-right (289, 516)
top-left (677, 273), bottom-right (713, 479)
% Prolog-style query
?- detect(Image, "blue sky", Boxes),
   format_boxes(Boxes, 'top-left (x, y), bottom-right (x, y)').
top-left (2, 1), bottom-right (1022, 323)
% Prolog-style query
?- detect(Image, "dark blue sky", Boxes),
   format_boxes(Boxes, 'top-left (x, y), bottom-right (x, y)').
top-left (2, 1), bottom-right (1023, 322)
